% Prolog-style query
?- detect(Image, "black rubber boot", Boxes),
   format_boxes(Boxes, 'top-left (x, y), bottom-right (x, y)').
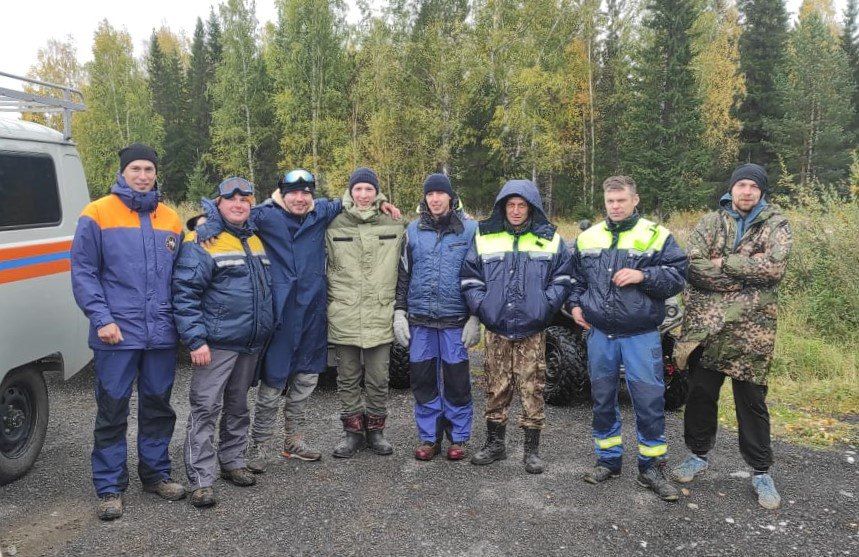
top-left (470, 421), bottom-right (507, 465)
top-left (523, 428), bottom-right (544, 474)
top-left (365, 414), bottom-right (394, 455)
top-left (332, 412), bottom-right (366, 459)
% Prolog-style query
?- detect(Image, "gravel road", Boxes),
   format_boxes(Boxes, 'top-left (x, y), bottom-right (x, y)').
top-left (1, 361), bottom-right (857, 557)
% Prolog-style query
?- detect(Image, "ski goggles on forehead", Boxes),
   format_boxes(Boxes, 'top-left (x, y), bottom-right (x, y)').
top-left (218, 177), bottom-right (255, 198)
top-left (279, 169), bottom-right (315, 186)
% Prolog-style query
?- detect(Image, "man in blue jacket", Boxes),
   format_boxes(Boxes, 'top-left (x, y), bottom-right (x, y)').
top-left (194, 170), bottom-right (399, 472)
top-left (71, 143), bottom-right (186, 520)
top-left (172, 178), bottom-right (274, 508)
top-left (393, 174), bottom-right (480, 461)
top-left (460, 179), bottom-right (572, 474)
top-left (568, 175), bottom-right (686, 501)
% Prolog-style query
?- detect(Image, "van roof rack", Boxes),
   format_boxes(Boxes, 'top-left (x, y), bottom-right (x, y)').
top-left (0, 70), bottom-right (85, 141)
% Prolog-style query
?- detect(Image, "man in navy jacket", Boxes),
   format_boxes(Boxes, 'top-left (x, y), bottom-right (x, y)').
top-left (460, 179), bottom-right (572, 474)
top-left (568, 175), bottom-right (686, 501)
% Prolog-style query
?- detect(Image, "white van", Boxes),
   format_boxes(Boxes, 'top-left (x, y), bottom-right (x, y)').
top-left (0, 72), bottom-right (91, 484)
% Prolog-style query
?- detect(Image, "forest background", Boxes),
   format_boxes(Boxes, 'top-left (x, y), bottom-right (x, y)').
top-left (14, 0), bottom-right (859, 445)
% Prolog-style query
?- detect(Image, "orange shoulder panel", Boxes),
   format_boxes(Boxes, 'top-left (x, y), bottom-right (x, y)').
top-left (80, 195), bottom-right (141, 229)
top-left (152, 203), bottom-right (183, 234)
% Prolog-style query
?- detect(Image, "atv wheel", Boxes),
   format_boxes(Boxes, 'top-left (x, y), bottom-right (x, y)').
top-left (544, 325), bottom-right (589, 406)
top-left (388, 343), bottom-right (411, 389)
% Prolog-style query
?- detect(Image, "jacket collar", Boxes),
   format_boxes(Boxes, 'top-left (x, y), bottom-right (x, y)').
top-left (111, 173), bottom-right (160, 213)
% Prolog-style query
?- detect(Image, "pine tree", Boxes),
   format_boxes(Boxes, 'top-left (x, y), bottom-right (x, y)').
top-left (736, 0), bottom-right (789, 167)
top-left (147, 29), bottom-right (192, 201)
top-left (621, 0), bottom-right (710, 214)
top-left (841, 0), bottom-right (859, 139)
top-left (769, 5), bottom-right (854, 191)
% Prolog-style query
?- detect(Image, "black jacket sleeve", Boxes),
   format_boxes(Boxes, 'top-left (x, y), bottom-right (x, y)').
top-left (394, 230), bottom-right (412, 312)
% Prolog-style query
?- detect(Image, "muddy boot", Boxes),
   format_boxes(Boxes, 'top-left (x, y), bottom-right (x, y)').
top-left (523, 428), bottom-right (544, 474)
top-left (365, 413), bottom-right (394, 456)
top-left (333, 412), bottom-right (366, 459)
top-left (97, 492), bottom-right (123, 521)
top-left (470, 421), bottom-right (507, 465)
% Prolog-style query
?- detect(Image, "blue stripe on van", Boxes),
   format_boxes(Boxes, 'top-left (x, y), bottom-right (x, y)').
top-left (0, 251), bottom-right (71, 271)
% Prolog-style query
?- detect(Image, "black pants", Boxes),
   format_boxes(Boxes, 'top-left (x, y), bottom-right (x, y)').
top-left (683, 362), bottom-right (773, 471)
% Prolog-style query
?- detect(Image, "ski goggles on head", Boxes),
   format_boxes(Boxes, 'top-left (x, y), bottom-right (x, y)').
top-left (278, 169), bottom-right (316, 193)
top-left (217, 177), bottom-right (255, 198)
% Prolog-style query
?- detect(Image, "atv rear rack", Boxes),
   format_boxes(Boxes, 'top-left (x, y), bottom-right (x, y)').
top-left (0, 70), bottom-right (85, 141)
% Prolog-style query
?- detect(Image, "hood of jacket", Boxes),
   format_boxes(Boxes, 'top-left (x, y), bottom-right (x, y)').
top-left (479, 179), bottom-right (555, 240)
top-left (341, 189), bottom-right (389, 223)
top-left (111, 173), bottom-right (160, 213)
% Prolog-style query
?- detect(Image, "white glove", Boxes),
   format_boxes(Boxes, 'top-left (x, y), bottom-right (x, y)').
top-left (461, 315), bottom-right (481, 348)
top-left (393, 309), bottom-right (411, 347)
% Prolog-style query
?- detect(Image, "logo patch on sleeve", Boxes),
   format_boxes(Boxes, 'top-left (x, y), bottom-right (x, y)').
top-left (166, 235), bottom-right (178, 252)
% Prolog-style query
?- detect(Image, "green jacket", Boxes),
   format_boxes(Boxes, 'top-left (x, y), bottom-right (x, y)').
top-left (678, 202), bottom-right (792, 385)
top-left (326, 190), bottom-right (405, 348)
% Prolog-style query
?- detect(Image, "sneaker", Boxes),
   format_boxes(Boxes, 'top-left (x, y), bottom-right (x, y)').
top-left (752, 473), bottom-right (781, 510)
top-left (97, 492), bottom-right (123, 521)
top-left (282, 434), bottom-right (322, 462)
top-left (142, 478), bottom-right (186, 501)
top-left (221, 467), bottom-right (256, 487)
top-left (190, 487), bottom-right (216, 508)
top-left (671, 454), bottom-right (709, 483)
top-left (583, 465), bottom-right (620, 484)
top-left (246, 441), bottom-right (272, 474)
top-left (637, 464), bottom-right (680, 502)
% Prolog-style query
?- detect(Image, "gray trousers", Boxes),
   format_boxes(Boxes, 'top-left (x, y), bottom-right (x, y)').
top-left (335, 343), bottom-right (390, 416)
top-left (251, 372), bottom-right (319, 445)
top-left (184, 349), bottom-right (258, 489)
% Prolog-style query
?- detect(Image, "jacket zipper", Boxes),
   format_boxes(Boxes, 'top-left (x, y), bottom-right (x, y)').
top-left (241, 237), bottom-right (259, 351)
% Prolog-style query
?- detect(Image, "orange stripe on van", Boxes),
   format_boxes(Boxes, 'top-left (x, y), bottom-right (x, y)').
top-left (0, 239), bottom-right (73, 261)
top-left (0, 259), bottom-right (71, 284)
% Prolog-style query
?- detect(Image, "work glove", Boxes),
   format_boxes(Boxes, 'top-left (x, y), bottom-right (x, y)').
top-left (393, 309), bottom-right (411, 348)
top-left (461, 315), bottom-right (481, 348)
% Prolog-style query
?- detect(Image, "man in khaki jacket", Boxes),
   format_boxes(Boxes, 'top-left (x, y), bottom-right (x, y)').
top-left (327, 167), bottom-right (405, 458)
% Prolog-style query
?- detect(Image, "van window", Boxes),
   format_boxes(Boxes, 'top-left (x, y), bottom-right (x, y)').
top-left (0, 152), bottom-right (62, 229)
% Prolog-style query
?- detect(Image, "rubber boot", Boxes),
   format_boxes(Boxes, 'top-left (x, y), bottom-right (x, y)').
top-left (365, 413), bottom-right (394, 456)
top-left (470, 421), bottom-right (507, 465)
top-left (523, 428), bottom-right (544, 474)
top-left (332, 412), bottom-right (366, 459)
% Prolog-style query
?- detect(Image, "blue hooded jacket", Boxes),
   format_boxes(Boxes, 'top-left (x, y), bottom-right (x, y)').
top-left (171, 199), bottom-right (274, 354)
top-left (71, 175), bottom-right (183, 350)
top-left (459, 180), bottom-right (573, 340)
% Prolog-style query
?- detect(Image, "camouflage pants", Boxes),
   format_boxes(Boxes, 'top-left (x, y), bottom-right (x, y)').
top-left (482, 330), bottom-right (546, 430)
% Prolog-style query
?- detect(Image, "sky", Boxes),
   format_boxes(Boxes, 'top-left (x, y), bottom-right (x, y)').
top-left (0, 0), bottom-right (849, 81)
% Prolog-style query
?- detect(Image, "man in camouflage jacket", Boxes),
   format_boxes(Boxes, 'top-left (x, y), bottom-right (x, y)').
top-left (672, 163), bottom-right (793, 510)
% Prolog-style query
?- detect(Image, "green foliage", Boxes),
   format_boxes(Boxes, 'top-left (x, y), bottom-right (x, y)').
top-left (73, 20), bottom-right (163, 197)
top-left (736, 0), bottom-right (790, 167)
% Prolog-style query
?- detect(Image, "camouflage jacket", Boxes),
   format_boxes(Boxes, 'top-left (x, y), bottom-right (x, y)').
top-left (678, 203), bottom-right (792, 385)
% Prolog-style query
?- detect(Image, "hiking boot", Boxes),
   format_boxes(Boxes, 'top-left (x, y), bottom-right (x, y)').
top-left (190, 487), bottom-right (216, 508)
top-left (365, 413), bottom-right (394, 456)
top-left (672, 454), bottom-right (709, 483)
top-left (583, 465), bottom-right (620, 484)
top-left (446, 443), bottom-right (465, 461)
top-left (245, 441), bottom-right (273, 474)
top-left (752, 473), bottom-right (781, 510)
top-left (523, 428), bottom-right (544, 474)
top-left (97, 493), bottom-right (123, 521)
top-left (637, 464), bottom-right (680, 502)
top-left (470, 421), bottom-right (507, 465)
top-left (333, 412), bottom-right (366, 459)
top-left (415, 441), bottom-right (441, 461)
top-left (282, 434), bottom-right (322, 462)
top-left (142, 478), bottom-right (186, 501)
top-left (221, 467), bottom-right (256, 487)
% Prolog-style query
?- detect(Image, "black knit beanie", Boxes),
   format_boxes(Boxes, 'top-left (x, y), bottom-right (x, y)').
top-left (119, 143), bottom-right (158, 172)
top-left (423, 173), bottom-right (453, 197)
top-left (728, 163), bottom-right (769, 194)
top-left (349, 167), bottom-right (380, 193)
